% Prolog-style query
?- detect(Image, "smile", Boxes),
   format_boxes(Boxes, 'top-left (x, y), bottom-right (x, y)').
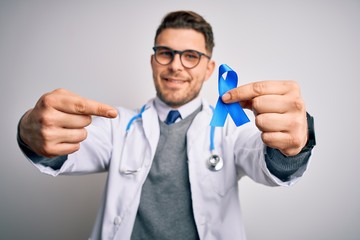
top-left (163, 78), bottom-right (188, 86)
top-left (165, 77), bottom-right (185, 82)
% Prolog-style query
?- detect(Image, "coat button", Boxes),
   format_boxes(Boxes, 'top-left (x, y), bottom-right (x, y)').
top-left (114, 216), bottom-right (122, 225)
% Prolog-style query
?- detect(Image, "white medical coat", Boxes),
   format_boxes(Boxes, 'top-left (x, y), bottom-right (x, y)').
top-left (29, 98), bottom-right (308, 240)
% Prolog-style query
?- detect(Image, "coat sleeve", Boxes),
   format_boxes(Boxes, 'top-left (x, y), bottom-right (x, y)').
top-left (230, 121), bottom-right (311, 187)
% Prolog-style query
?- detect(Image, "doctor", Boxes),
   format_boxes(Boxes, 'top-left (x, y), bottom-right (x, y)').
top-left (18, 10), bottom-right (315, 240)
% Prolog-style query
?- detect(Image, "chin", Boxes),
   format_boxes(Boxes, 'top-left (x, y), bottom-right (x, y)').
top-left (159, 95), bottom-right (188, 108)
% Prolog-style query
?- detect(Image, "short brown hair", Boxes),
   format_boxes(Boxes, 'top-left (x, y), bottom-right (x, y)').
top-left (154, 11), bottom-right (215, 54)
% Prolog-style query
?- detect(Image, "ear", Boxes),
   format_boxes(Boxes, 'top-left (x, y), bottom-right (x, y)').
top-left (150, 54), bottom-right (156, 70)
top-left (204, 60), bottom-right (216, 82)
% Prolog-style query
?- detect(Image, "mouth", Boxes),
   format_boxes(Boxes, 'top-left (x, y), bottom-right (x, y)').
top-left (163, 77), bottom-right (188, 87)
top-left (165, 78), bottom-right (184, 83)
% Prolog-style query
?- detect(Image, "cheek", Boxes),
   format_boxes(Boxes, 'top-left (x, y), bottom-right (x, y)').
top-left (150, 57), bottom-right (159, 76)
top-left (193, 65), bottom-right (210, 82)
top-left (191, 72), bottom-right (207, 88)
top-left (150, 61), bottom-right (156, 75)
top-left (151, 66), bottom-right (161, 83)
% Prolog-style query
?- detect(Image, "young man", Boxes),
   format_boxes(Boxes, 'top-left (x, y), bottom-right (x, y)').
top-left (18, 11), bottom-right (315, 240)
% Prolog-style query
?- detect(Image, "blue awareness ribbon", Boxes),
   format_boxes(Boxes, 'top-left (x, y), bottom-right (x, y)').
top-left (210, 64), bottom-right (250, 127)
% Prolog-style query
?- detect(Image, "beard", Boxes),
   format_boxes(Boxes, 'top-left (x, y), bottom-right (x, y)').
top-left (153, 69), bottom-right (204, 108)
top-left (156, 90), bottom-right (200, 108)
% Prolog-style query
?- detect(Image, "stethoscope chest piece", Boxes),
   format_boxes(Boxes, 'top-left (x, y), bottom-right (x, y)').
top-left (208, 154), bottom-right (223, 171)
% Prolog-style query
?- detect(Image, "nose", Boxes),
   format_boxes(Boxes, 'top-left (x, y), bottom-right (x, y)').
top-left (168, 52), bottom-right (184, 71)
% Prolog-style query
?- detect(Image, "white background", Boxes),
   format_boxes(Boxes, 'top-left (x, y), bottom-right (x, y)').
top-left (1, 0), bottom-right (359, 239)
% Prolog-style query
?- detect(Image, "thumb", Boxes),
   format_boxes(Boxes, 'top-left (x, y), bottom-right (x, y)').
top-left (222, 92), bottom-right (253, 110)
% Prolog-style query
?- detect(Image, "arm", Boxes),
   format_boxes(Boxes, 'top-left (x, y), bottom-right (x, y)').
top-left (223, 80), bottom-right (316, 180)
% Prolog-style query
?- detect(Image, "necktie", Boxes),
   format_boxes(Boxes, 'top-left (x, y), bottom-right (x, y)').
top-left (165, 110), bottom-right (181, 125)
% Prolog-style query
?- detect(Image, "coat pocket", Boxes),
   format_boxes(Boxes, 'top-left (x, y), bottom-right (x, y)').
top-left (206, 158), bottom-right (237, 197)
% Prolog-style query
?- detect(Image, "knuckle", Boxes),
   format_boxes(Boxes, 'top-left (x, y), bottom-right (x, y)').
top-left (69, 143), bottom-right (81, 154)
top-left (289, 135), bottom-right (302, 149)
top-left (227, 90), bottom-right (238, 101)
top-left (69, 129), bottom-right (88, 143)
top-left (83, 115), bottom-right (92, 126)
top-left (38, 114), bottom-right (54, 127)
top-left (52, 88), bottom-right (66, 94)
top-left (41, 142), bottom-right (56, 157)
top-left (288, 116), bottom-right (301, 130)
top-left (252, 82), bottom-right (266, 95)
top-left (288, 114), bottom-right (307, 140)
top-left (255, 114), bottom-right (264, 129)
top-left (39, 127), bottom-right (54, 142)
top-left (281, 148), bottom-right (297, 157)
top-left (283, 134), bottom-right (303, 156)
top-left (252, 97), bottom-right (261, 111)
top-left (261, 132), bottom-right (272, 145)
top-left (74, 101), bottom-right (87, 114)
top-left (262, 131), bottom-right (303, 156)
top-left (38, 93), bottom-right (56, 109)
top-left (286, 80), bottom-right (301, 95)
top-left (285, 80), bottom-right (299, 90)
top-left (77, 129), bottom-right (88, 142)
top-left (293, 98), bottom-right (305, 112)
top-left (283, 144), bottom-right (303, 156)
top-left (96, 105), bottom-right (108, 116)
top-left (286, 80), bottom-right (297, 86)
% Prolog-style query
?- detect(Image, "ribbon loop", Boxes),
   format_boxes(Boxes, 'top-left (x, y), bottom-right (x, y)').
top-left (210, 64), bottom-right (250, 127)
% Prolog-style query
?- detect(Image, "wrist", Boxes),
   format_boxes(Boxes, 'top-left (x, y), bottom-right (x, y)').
top-left (18, 109), bottom-right (33, 148)
top-left (302, 112), bottom-right (316, 152)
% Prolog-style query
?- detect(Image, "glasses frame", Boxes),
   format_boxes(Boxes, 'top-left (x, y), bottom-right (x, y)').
top-left (152, 46), bottom-right (211, 69)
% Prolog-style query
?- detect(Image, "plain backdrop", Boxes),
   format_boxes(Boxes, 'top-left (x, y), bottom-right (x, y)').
top-left (1, 0), bottom-right (359, 239)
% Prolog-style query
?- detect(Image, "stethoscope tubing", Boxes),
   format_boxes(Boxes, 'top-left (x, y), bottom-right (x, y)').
top-left (120, 104), bottom-right (223, 174)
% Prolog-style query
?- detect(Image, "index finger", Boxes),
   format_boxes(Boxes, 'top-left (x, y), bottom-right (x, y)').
top-left (68, 97), bottom-right (118, 118)
top-left (222, 80), bottom-right (297, 103)
top-left (44, 89), bottom-right (118, 118)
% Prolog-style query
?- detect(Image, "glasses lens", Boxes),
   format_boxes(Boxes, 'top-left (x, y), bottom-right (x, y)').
top-left (181, 50), bottom-right (201, 68)
top-left (155, 47), bottom-right (173, 65)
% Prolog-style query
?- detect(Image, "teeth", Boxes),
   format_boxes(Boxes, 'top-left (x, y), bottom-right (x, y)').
top-left (163, 77), bottom-right (186, 84)
top-left (166, 79), bottom-right (182, 83)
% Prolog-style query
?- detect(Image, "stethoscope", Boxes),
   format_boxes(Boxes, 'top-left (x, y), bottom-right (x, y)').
top-left (119, 105), bottom-right (224, 174)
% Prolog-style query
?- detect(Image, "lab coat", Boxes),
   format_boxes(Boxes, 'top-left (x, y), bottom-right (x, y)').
top-left (29, 98), bottom-right (307, 240)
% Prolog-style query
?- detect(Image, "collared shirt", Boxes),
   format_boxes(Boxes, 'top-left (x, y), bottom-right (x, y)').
top-left (154, 96), bottom-right (202, 123)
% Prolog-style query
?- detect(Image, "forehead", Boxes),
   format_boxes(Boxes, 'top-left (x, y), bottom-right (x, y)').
top-left (155, 28), bottom-right (206, 52)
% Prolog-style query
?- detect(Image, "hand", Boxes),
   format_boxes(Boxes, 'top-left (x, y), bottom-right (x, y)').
top-left (222, 80), bottom-right (308, 156)
top-left (19, 88), bottom-right (118, 158)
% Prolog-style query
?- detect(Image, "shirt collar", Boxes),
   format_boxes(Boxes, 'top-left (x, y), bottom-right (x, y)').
top-left (154, 96), bottom-right (202, 122)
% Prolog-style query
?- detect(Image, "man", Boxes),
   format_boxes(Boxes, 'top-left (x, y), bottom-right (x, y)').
top-left (18, 10), bottom-right (315, 240)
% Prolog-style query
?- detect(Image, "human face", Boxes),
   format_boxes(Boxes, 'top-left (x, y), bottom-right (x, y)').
top-left (151, 28), bottom-right (215, 108)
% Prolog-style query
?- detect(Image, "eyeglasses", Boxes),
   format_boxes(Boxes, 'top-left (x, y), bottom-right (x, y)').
top-left (153, 46), bottom-right (211, 69)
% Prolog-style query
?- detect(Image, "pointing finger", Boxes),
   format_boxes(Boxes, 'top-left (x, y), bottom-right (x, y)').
top-left (40, 89), bottom-right (118, 118)
top-left (65, 97), bottom-right (118, 118)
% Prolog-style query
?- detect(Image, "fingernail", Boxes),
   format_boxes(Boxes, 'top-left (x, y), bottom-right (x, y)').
top-left (107, 109), bottom-right (118, 118)
top-left (222, 92), bottom-right (231, 102)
